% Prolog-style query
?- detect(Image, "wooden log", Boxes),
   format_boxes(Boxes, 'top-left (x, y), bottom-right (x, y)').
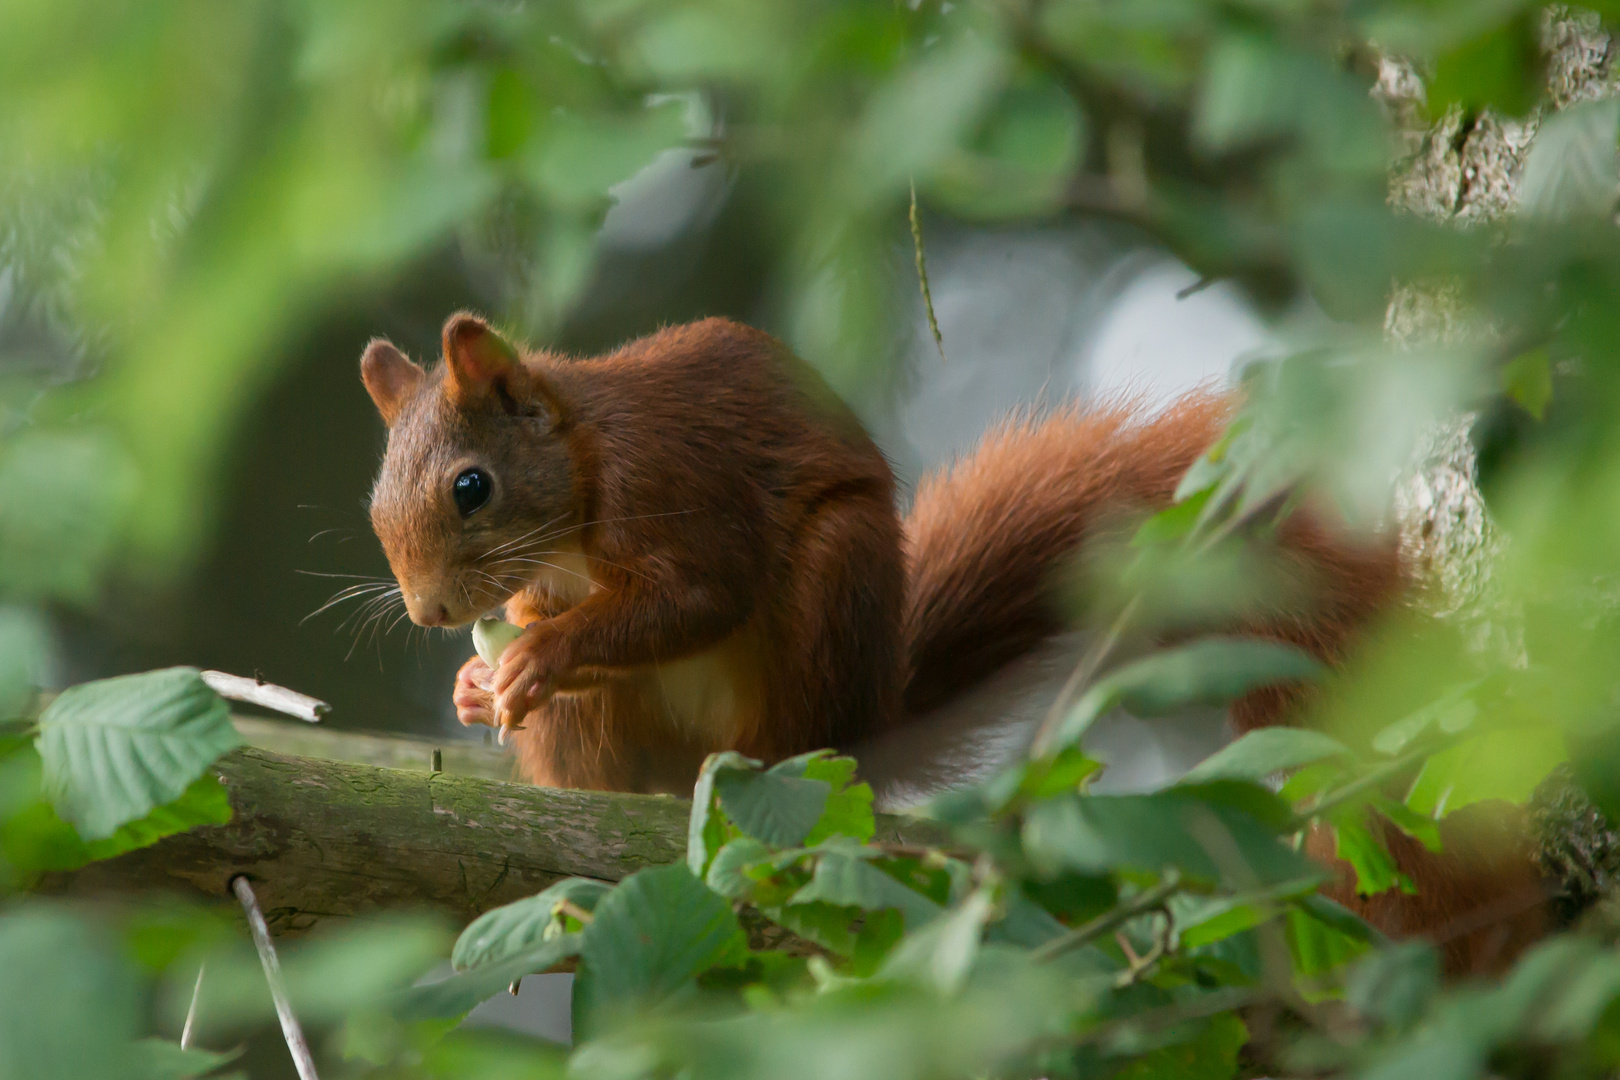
top-left (230, 716), bottom-right (515, 782)
top-left (39, 746), bottom-right (945, 936)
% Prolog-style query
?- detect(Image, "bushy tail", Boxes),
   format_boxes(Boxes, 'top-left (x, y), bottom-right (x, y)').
top-left (900, 391), bottom-right (1230, 718)
top-left (851, 388), bottom-right (1406, 807)
top-left (851, 392), bottom-right (1230, 804)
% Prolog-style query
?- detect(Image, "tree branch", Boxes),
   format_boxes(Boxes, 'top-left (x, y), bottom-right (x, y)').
top-left (37, 746), bottom-right (945, 936)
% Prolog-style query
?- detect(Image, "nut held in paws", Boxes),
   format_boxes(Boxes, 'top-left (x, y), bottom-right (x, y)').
top-left (473, 617), bottom-right (524, 668)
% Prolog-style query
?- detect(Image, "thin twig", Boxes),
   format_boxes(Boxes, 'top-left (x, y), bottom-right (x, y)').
top-left (909, 180), bottom-right (947, 363)
top-left (1114, 912), bottom-right (1172, 987)
top-left (1033, 869), bottom-right (1183, 964)
top-left (232, 876), bottom-right (320, 1080)
top-left (555, 898), bottom-right (596, 925)
top-left (202, 671), bottom-right (329, 724)
top-left (180, 963), bottom-right (205, 1050)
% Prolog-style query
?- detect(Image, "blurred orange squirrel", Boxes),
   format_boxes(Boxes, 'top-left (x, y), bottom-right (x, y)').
top-left (360, 311), bottom-right (1542, 972)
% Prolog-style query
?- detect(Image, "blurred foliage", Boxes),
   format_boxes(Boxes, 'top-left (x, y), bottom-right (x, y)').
top-left (11, 0), bottom-right (1620, 1077)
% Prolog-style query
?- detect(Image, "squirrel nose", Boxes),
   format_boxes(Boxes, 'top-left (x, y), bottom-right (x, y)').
top-left (410, 594), bottom-right (451, 626)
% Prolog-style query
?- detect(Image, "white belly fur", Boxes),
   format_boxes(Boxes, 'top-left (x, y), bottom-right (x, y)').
top-left (649, 649), bottom-right (742, 745)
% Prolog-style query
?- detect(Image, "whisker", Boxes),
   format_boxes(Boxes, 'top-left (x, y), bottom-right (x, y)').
top-left (301, 582), bottom-right (397, 625)
top-left (295, 569), bottom-right (394, 581)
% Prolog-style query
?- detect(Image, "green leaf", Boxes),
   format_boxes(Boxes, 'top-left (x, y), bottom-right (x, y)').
top-left (1372, 796), bottom-right (1442, 853)
top-left (0, 744), bottom-right (230, 880)
top-left (1502, 346), bottom-right (1555, 420)
top-left (1427, 13), bottom-right (1542, 117)
top-left (705, 835), bottom-right (775, 900)
top-left (763, 901), bottom-right (859, 957)
top-left (687, 751), bottom-right (759, 876)
top-left (879, 888), bottom-right (994, 995)
top-left (1114, 1011), bottom-right (1247, 1080)
top-left (1521, 100), bottom-right (1620, 219)
top-left (841, 30), bottom-right (1004, 207)
top-left (1180, 728), bottom-right (1349, 785)
top-left (1371, 688), bottom-right (1478, 756)
top-left (1048, 638), bottom-right (1325, 751)
top-left (453, 878), bottom-right (611, 970)
top-left (928, 63), bottom-right (1083, 220)
top-left (399, 935), bottom-right (582, 1022)
top-left (1405, 727), bottom-right (1568, 817)
top-left (574, 864), bottom-right (748, 1036)
top-left (986, 886), bottom-right (1067, 948)
top-left (1334, 815), bottom-right (1411, 896)
top-left (1345, 941), bottom-right (1439, 1031)
top-left (788, 851), bottom-right (943, 928)
top-left (130, 1038), bottom-right (240, 1080)
top-left (716, 767), bottom-right (830, 848)
top-left (1175, 877), bottom-right (1322, 949)
top-left (0, 606), bottom-right (46, 719)
top-left (1132, 487), bottom-right (1215, 548)
top-left (84, 771), bottom-right (233, 862)
top-left (36, 667), bottom-right (241, 840)
top-left (797, 753), bottom-right (875, 844)
top-left (0, 907), bottom-right (140, 1080)
top-left (1022, 789), bottom-right (1320, 887)
top-left (1286, 901), bottom-right (1372, 980)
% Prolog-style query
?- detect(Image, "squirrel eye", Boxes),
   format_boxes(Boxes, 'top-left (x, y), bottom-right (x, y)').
top-left (451, 467), bottom-right (492, 518)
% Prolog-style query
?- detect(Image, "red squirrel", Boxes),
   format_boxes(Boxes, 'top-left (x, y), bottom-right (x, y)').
top-left (360, 311), bottom-right (1540, 971)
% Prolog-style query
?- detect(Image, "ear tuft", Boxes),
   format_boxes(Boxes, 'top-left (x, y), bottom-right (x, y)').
top-left (360, 339), bottom-right (426, 427)
top-left (443, 312), bottom-right (522, 395)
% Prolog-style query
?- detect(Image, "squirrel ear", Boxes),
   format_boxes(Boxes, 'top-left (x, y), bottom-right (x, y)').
top-left (360, 339), bottom-right (426, 427)
top-left (442, 312), bottom-right (521, 397)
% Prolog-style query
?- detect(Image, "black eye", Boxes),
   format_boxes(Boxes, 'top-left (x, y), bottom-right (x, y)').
top-left (452, 467), bottom-right (492, 517)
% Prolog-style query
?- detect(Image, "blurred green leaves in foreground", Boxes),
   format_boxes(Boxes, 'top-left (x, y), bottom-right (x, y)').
top-left (12, 0), bottom-right (1620, 1077)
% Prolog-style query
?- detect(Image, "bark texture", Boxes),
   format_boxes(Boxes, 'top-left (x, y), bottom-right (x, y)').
top-left (38, 746), bottom-right (943, 936)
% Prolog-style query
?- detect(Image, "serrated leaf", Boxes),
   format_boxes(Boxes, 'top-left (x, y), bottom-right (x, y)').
top-left (1334, 815), bottom-right (1411, 896)
top-left (37, 668), bottom-right (242, 840)
top-left (1022, 789), bottom-right (1320, 887)
top-left (574, 864), bottom-right (748, 1037)
top-left (798, 753), bottom-right (875, 844)
top-left (789, 851), bottom-right (942, 928)
top-left (879, 888), bottom-right (993, 995)
top-left (687, 751), bottom-right (759, 876)
top-left (1181, 728), bottom-right (1349, 786)
top-left (453, 878), bottom-right (611, 970)
top-left (84, 771), bottom-right (233, 862)
top-left (705, 836), bottom-right (773, 900)
top-left (715, 768), bottom-right (829, 848)
top-left (1046, 637), bottom-right (1325, 752)
top-left (1520, 99), bottom-right (1620, 219)
top-left (398, 934), bottom-right (582, 1022)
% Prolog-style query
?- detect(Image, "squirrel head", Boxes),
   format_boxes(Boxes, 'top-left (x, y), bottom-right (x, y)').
top-left (361, 312), bottom-right (578, 628)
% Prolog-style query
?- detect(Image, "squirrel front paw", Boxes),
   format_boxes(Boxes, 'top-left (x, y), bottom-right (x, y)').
top-left (491, 625), bottom-right (566, 731)
top-left (453, 656), bottom-right (496, 730)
